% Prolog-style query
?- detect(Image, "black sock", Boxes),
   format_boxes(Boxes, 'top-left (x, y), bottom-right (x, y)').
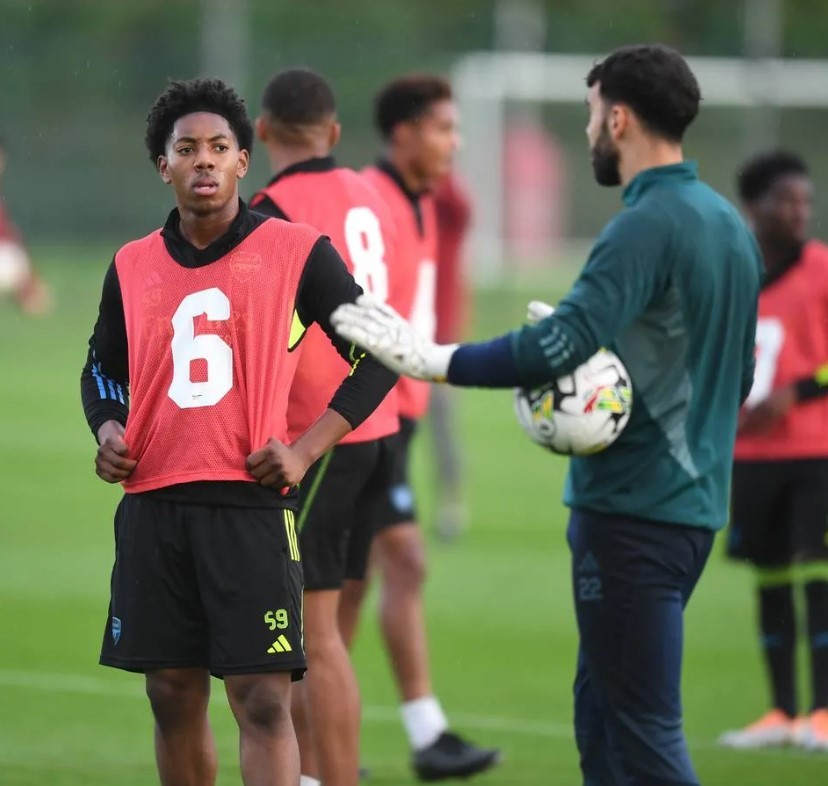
top-left (805, 580), bottom-right (828, 711)
top-left (758, 583), bottom-right (797, 717)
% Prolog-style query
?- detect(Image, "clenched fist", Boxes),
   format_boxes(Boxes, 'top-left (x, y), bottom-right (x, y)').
top-left (95, 420), bottom-right (137, 483)
top-left (246, 438), bottom-right (311, 489)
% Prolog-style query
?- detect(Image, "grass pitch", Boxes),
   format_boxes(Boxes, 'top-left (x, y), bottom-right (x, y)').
top-left (0, 251), bottom-right (823, 784)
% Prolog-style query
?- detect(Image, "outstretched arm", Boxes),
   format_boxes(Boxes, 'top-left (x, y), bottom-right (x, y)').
top-left (333, 212), bottom-right (666, 389)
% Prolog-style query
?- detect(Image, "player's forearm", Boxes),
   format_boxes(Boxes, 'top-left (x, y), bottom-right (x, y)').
top-left (446, 335), bottom-right (522, 387)
top-left (82, 259), bottom-right (131, 437)
top-left (328, 349), bottom-right (398, 427)
top-left (81, 353), bottom-right (129, 440)
top-left (290, 409), bottom-right (352, 467)
top-left (446, 316), bottom-right (593, 389)
top-left (511, 314), bottom-right (597, 386)
top-left (331, 298), bottom-right (592, 389)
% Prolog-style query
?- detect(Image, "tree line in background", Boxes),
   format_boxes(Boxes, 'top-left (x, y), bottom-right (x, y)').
top-left (0, 0), bottom-right (825, 241)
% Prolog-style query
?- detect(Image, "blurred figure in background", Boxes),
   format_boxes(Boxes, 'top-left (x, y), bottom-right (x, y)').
top-left (251, 67), bottom-right (402, 786)
top-left (0, 138), bottom-right (52, 314)
top-left (430, 170), bottom-right (473, 541)
top-left (339, 74), bottom-right (500, 782)
top-left (721, 150), bottom-right (828, 752)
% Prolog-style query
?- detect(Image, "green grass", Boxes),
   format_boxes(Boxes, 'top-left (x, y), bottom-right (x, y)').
top-left (0, 252), bottom-right (824, 785)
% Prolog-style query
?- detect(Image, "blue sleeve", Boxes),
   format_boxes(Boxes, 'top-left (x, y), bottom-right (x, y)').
top-left (446, 334), bottom-right (522, 387)
top-left (511, 209), bottom-right (669, 388)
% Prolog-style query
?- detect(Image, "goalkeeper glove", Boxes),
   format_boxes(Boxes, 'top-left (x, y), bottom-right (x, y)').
top-left (331, 295), bottom-right (457, 382)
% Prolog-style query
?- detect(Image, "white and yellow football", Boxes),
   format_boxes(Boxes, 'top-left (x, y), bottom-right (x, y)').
top-left (513, 349), bottom-right (633, 456)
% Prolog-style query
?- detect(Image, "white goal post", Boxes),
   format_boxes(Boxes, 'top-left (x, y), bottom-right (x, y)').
top-left (452, 52), bottom-right (828, 283)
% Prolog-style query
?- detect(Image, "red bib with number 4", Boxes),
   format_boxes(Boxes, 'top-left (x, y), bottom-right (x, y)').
top-left (256, 167), bottom-right (400, 444)
top-left (363, 165), bottom-right (438, 420)
top-left (736, 240), bottom-right (828, 460)
top-left (116, 219), bottom-right (319, 492)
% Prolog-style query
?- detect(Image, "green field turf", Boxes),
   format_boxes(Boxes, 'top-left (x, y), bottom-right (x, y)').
top-left (0, 252), bottom-right (824, 785)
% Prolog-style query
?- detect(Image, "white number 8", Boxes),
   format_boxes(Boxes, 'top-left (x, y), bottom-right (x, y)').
top-left (168, 287), bottom-right (233, 409)
top-left (345, 207), bottom-right (388, 302)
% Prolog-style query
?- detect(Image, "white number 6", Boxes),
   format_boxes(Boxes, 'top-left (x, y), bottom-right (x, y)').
top-left (168, 287), bottom-right (233, 409)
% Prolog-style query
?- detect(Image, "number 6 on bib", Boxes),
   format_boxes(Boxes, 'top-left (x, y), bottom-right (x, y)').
top-left (168, 287), bottom-right (233, 409)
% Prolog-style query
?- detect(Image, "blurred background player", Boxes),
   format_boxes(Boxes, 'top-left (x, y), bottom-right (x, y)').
top-left (250, 67), bottom-right (401, 786)
top-left (338, 74), bottom-right (501, 781)
top-left (0, 138), bottom-right (52, 315)
top-left (720, 150), bottom-right (828, 752)
top-left (430, 170), bottom-right (473, 541)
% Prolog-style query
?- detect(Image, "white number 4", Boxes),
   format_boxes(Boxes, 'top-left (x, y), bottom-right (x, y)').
top-left (168, 287), bottom-right (233, 409)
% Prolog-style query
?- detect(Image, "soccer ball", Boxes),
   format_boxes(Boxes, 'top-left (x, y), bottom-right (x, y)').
top-left (513, 349), bottom-right (633, 456)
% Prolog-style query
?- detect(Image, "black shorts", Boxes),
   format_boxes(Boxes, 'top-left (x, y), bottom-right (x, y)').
top-left (298, 437), bottom-right (395, 590)
top-left (372, 416), bottom-right (418, 532)
top-left (728, 459), bottom-right (828, 567)
top-left (100, 493), bottom-right (305, 679)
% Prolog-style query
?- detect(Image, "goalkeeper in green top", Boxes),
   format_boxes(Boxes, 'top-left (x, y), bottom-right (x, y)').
top-left (332, 44), bottom-right (762, 786)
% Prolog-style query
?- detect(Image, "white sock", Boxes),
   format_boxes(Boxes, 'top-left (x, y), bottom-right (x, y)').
top-left (299, 777), bottom-right (321, 786)
top-left (400, 695), bottom-right (449, 751)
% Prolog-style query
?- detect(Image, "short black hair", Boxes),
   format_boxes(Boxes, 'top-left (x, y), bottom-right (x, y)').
top-left (374, 74), bottom-right (452, 140)
top-left (261, 68), bottom-right (336, 130)
top-left (737, 149), bottom-right (809, 204)
top-left (586, 44), bottom-right (701, 143)
top-left (145, 77), bottom-right (254, 164)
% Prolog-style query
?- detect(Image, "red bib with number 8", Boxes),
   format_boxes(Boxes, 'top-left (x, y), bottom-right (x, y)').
top-left (256, 167), bottom-right (401, 444)
top-left (116, 220), bottom-right (319, 492)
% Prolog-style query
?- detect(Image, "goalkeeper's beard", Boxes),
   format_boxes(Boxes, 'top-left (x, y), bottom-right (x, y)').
top-left (590, 123), bottom-right (621, 187)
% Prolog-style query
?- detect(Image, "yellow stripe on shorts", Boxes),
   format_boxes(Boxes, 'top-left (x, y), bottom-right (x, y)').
top-left (284, 510), bottom-right (300, 561)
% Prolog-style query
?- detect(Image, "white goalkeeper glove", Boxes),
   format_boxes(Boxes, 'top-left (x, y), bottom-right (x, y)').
top-left (331, 295), bottom-right (457, 382)
top-left (526, 300), bottom-right (555, 324)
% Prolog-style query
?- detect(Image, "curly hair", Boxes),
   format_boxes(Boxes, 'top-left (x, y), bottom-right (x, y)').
top-left (587, 44), bottom-right (701, 143)
top-left (374, 74), bottom-right (452, 140)
top-left (145, 77), bottom-right (254, 164)
top-left (737, 149), bottom-right (809, 204)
